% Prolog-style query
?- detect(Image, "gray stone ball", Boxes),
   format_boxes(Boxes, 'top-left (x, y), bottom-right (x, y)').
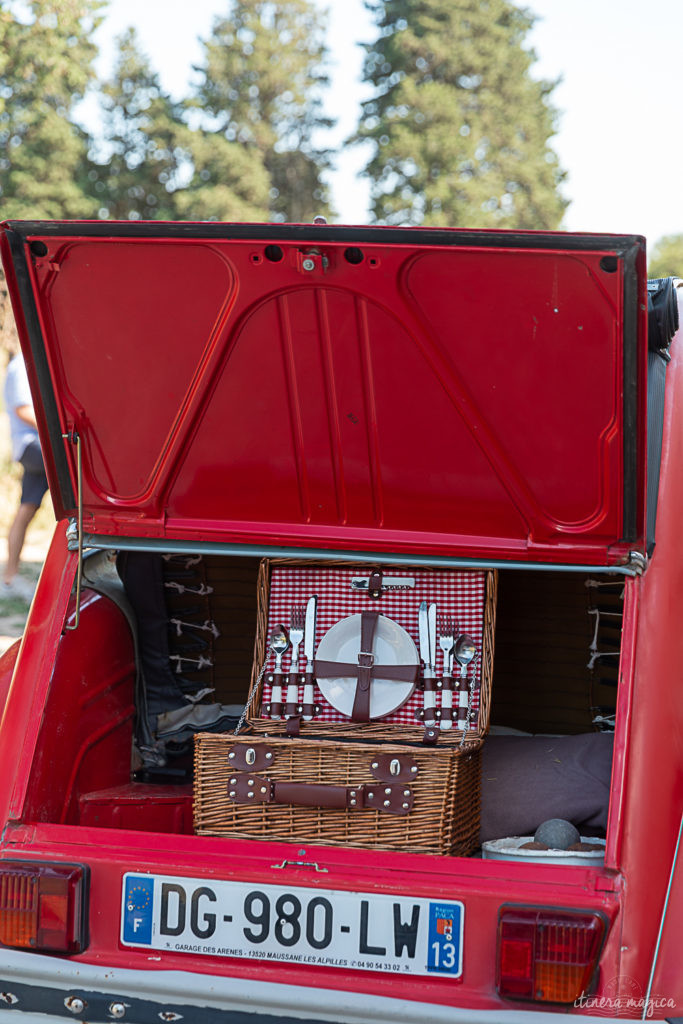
top-left (533, 818), bottom-right (580, 850)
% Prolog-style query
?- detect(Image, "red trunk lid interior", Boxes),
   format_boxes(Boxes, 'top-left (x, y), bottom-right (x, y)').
top-left (0, 222), bottom-right (647, 565)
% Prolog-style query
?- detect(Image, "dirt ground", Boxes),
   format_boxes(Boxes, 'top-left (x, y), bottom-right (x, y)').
top-left (0, 540), bottom-right (53, 656)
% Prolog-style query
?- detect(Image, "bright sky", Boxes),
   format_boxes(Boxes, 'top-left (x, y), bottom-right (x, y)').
top-left (91, 0), bottom-right (683, 249)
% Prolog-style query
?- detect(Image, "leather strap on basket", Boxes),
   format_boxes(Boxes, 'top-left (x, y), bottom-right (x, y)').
top-left (314, 610), bottom-right (419, 722)
top-left (228, 775), bottom-right (413, 816)
top-left (353, 610), bottom-right (378, 721)
top-left (368, 567), bottom-right (383, 599)
top-left (285, 716), bottom-right (301, 737)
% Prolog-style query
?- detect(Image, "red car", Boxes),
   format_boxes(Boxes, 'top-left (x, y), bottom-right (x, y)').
top-left (0, 220), bottom-right (680, 1023)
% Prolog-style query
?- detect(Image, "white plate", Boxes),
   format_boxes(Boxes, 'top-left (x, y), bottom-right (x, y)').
top-left (315, 613), bottom-right (418, 719)
top-left (482, 836), bottom-right (606, 866)
top-left (121, 872), bottom-right (464, 977)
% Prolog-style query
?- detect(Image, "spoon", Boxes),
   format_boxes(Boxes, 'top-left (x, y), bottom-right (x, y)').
top-left (454, 633), bottom-right (476, 730)
top-left (269, 624), bottom-right (290, 720)
top-left (454, 633), bottom-right (476, 678)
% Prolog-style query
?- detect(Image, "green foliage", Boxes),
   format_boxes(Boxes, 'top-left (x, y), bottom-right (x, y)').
top-left (172, 130), bottom-right (270, 222)
top-left (192, 0), bottom-right (334, 222)
top-left (0, 0), bottom-right (570, 232)
top-left (85, 27), bottom-right (270, 221)
top-left (0, 0), bottom-right (105, 218)
top-left (84, 27), bottom-right (188, 220)
top-left (0, 1), bottom-right (331, 226)
top-left (356, 0), bottom-right (567, 228)
top-left (648, 234), bottom-right (683, 280)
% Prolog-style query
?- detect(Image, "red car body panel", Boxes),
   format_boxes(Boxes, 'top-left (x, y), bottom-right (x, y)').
top-left (0, 819), bottom-right (624, 1009)
top-left (0, 221), bottom-right (680, 1023)
top-left (614, 323), bottom-right (683, 993)
top-left (1, 560), bottom-right (626, 1012)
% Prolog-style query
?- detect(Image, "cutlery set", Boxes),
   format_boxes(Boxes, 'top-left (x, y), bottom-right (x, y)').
top-left (266, 596), bottom-right (319, 721)
top-left (263, 594), bottom-right (479, 732)
top-left (418, 601), bottom-right (478, 731)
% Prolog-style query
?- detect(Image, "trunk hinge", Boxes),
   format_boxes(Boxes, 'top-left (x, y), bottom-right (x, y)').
top-left (63, 430), bottom-right (83, 630)
top-left (626, 551), bottom-right (647, 575)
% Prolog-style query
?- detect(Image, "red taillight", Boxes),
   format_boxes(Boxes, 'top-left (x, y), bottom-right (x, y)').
top-left (497, 906), bottom-right (606, 1004)
top-left (0, 861), bottom-right (88, 954)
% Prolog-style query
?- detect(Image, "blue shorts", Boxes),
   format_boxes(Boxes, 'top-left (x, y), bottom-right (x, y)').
top-left (19, 439), bottom-right (48, 507)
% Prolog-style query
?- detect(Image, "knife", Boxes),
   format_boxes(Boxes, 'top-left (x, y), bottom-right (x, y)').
top-left (418, 601), bottom-right (430, 665)
top-left (419, 601), bottom-right (437, 728)
top-left (302, 595), bottom-right (318, 721)
top-left (428, 602), bottom-right (437, 673)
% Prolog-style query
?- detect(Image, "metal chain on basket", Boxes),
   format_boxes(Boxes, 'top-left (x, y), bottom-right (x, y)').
top-left (234, 658), bottom-right (268, 735)
top-left (460, 654), bottom-right (479, 749)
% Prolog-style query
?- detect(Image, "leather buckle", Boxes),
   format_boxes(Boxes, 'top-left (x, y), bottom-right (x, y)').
top-left (358, 651), bottom-right (375, 667)
top-left (368, 567), bottom-right (383, 599)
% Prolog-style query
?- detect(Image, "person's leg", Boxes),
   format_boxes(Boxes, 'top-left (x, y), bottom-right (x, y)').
top-left (3, 440), bottom-right (48, 587)
top-left (4, 502), bottom-right (39, 584)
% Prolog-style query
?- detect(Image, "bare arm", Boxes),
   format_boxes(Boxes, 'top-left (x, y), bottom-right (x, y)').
top-left (14, 404), bottom-right (37, 429)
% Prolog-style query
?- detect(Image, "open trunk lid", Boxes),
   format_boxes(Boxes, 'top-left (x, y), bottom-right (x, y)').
top-left (0, 221), bottom-right (647, 566)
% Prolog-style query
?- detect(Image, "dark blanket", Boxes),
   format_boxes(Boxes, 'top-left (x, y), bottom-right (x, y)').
top-left (480, 733), bottom-right (614, 843)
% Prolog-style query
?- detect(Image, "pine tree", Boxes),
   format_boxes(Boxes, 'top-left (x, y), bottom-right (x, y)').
top-left (192, 0), bottom-right (334, 222)
top-left (356, 0), bottom-right (567, 228)
top-left (0, 0), bottom-right (105, 219)
top-left (85, 28), bottom-right (188, 220)
top-left (171, 130), bottom-right (271, 222)
top-left (85, 27), bottom-right (270, 222)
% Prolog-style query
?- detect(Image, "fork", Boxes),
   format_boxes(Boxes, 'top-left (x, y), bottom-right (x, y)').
top-left (438, 616), bottom-right (457, 731)
top-left (285, 605), bottom-right (305, 718)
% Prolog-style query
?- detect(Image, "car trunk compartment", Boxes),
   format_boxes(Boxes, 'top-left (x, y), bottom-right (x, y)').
top-left (18, 552), bottom-right (619, 864)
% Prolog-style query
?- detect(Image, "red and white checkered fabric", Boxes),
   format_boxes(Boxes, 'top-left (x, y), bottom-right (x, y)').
top-left (260, 566), bottom-right (486, 725)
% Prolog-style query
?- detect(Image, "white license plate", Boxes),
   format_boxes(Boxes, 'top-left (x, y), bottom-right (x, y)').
top-left (121, 873), bottom-right (463, 978)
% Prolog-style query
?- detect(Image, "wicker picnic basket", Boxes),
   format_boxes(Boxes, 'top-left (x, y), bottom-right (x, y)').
top-left (193, 559), bottom-right (494, 855)
top-left (194, 733), bottom-right (482, 856)
top-left (245, 558), bottom-right (497, 747)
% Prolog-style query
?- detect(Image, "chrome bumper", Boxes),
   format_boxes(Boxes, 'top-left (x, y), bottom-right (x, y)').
top-left (0, 950), bottom-right (675, 1024)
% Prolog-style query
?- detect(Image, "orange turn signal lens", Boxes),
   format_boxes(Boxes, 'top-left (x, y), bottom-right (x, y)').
top-left (497, 906), bottom-right (607, 1004)
top-left (0, 861), bottom-right (88, 954)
